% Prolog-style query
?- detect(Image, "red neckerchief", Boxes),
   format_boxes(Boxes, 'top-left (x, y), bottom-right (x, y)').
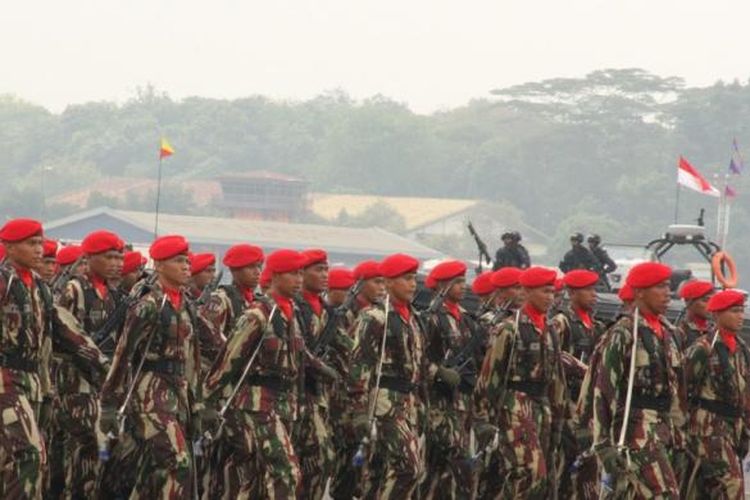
top-left (13, 265), bottom-right (33, 289)
top-left (392, 299), bottom-right (411, 323)
top-left (240, 285), bottom-right (255, 305)
top-left (356, 294), bottom-right (371, 309)
top-left (91, 273), bottom-right (109, 299)
top-left (690, 314), bottom-right (708, 331)
top-left (524, 303), bottom-right (546, 332)
top-left (162, 285), bottom-right (182, 310)
top-left (641, 311), bottom-right (664, 339)
top-left (574, 306), bottom-right (593, 329)
top-left (272, 293), bottom-right (293, 321)
top-left (444, 299), bottom-right (461, 322)
top-left (720, 329), bottom-right (737, 354)
top-left (303, 290), bottom-right (323, 317)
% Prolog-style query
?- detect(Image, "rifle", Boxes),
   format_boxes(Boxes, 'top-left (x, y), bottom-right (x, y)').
top-left (51, 255), bottom-right (85, 294)
top-left (467, 221), bottom-right (492, 273)
top-left (421, 276), bottom-right (462, 317)
top-left (93, 272), bottom-right (157, 348)
top-left (195, 270), bottom-right (223, 306)
top-left (311, 279), bottom-right (364, 357)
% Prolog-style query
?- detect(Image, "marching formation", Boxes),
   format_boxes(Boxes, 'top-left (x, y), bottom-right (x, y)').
top-left (0, 217), bottom-right (748, 500)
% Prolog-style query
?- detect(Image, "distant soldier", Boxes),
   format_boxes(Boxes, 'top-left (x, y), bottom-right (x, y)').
top-left (684, 289), bottom-right (750, 499)
top-left (188, 252), bottom-right (216, 301)
top-left (37, 238), bottom-right (59, 284)
top-left (56, 245), bottom-right (87, 281)
top-left (473, 266), bottom-right (566, 498)
top-left (326, 267), bottom-right (355, 308)
top-left (471, 271), bottom-right (497, 319)
top-left (592, 262), bottom-right (687, 498)
top-left (490, 267), bottom-right (523, 315)
top-left (560, 233), bottom-right (599, 273)
top-left (493, 231), bottom-right (531, 270)
top-left (349, 253), bottom-right (428, 498)
top-left (0, 218), bottom-right (108, 498)
top-left (587, 234), bottom-right (617, 278)
top-left (675, 280), bottom-right (714, 351)
top-left (119, 250), bottom-right (146, 294)
top-left (100, 235), bottom-right (204, 499)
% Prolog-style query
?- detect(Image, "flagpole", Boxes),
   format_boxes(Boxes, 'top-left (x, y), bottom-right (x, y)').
top-left (154, 156), bottom-right (163, 238)
top-left (673, 184), bottom-right (680, 224)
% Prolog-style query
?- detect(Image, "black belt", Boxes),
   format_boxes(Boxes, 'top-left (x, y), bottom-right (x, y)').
top-left (507, 380), bottom-right (547, 398)
top-left (695, 398), bottom-right (742, 418)
top-left (0, 353), bottom-right (37, 372)
top-left (141, 359), bottom-right (185, 376)
top-left (245, 374), bottom-right (292, 392)
top-left (631, 394), bottom-right (671, 412)
top-left (380, 375), bottom-right (417, 394)
top-left (459, 376), bottom-right (475, 395)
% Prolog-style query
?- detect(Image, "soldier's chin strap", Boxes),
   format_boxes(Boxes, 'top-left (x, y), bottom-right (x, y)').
top-left (617, 306), bottom-right (640, 468)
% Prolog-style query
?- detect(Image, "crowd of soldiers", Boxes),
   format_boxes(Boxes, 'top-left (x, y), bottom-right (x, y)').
top-left (0, 217), bottom-right (748, 499)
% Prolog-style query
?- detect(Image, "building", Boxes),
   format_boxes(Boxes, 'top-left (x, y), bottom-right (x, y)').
top-left (215, 171), bottom-right (310, 221)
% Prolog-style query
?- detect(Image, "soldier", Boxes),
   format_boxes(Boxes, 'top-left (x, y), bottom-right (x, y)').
top-left (675, 280), bottom-right (714, 351)
top-left (493, 231), bottom-right (530, 271)
top-left (473, 266), bottom-right (566, 498)
top-left (100, 235), bottom-right (204, 499)
top-left (471, 271), bottom-right (497, 319)
top-left (560, 233), bottom-right (599, 273)
top-left (120, 250), bottom-right (146, 294)
top-left (37, 238), bottom-right (58, 284)
top-left (592, 262), bottom-right (687, 498)
top-left (553, 269), bottom-right (605, 499)
top-left (202, 249), bottom-right (310, 499)
top-left (587, 234), bottom-right (617, 279)
top-left (349, 253), bottom-right (428, 498)
top-left (56, 245), bottom-right (87, 280)
top-left (188, 252), bottom-right (216, 301)
top-left (490, 267), bottom-right (523, 314)
top-left (684, 289), bottom-right (750, 499)
top-left (421, 260), bottom-right (479, 499)
top-left (0, 218), bottom-right (108, 498)
top-left (326, 267), bottom-right (355, 307)
top-left (259, 266), bottom-right (272, 294)
top-left (617, 283), bottom-right (635, 316)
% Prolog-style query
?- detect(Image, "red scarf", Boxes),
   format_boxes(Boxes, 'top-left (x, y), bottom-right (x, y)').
top-left (524, 303), bottom-right (546, 332)
top-left (240, 285), bottom-right (255, 305)
top-left (720, 329), bottom-right (737, 354)
top-left (642, 311), bottom-right (664, 339)
top-left (690, 314), bottom-right (708, 331)
top-left (444, 299), bottom-right (461, 322)
top-left (272, 293), bottom-right (293, 321)
top-left (392, 300), bottom-right (411, 323)
top-left (356, 295), bottom-right (371, 309)
top-left (303, 290), bottom-right (323, 317)
top-left (574, 306), bottom-right (593, 329)
top-left (91, 274), bottom-right (109, 299)
top-left (163, 286), bottom-right (182, 310)
top-left (14, 266), bottom-right (33, 289)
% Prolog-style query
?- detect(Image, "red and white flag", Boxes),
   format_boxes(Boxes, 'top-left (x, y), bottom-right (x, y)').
top-left (677, 156), bottom-right (720, 197)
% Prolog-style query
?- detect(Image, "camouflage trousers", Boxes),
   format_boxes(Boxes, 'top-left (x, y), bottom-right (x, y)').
top-left (559, 420), bottom-right (598, 500)
top-left (205, 410), bottom-right (300, 499)
top-left (329, 407), bottom-right (361, 500)
top-left (293, 402), bottom-right (335, 500)
top-left (57, 393), bottom-right (100, 499)
top-left (96, 427), bottom-right (139, 499)
top-left (600, 442), bottom-right (680, 499)
top-left (686, 435), bottom-right (743, 500)
top-left (0, 394), bottom-right (45, 499)
top-left (421, 404), bottom-right (473, 499)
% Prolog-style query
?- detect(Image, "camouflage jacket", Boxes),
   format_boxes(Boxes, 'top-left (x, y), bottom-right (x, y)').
top-left (101, 282), bottom-right (202, 418)
top-left (685, 331), bottom-right (750, 450)
top-left (593, 313), bottom-right (687, 451)
top-left (675, 315), bottom-right (712, 352)
top-left (0, 265), bottom-right (107, 402)
top-left (202, 284), bottom-right (253, 340)
top-left (552, 307), bottom-right (605, 400)
top-left (348, 300), bottom-right (427, 424)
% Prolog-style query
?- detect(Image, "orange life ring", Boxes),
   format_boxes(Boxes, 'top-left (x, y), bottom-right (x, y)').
top-left (711, 251), bottom-right (738, 288)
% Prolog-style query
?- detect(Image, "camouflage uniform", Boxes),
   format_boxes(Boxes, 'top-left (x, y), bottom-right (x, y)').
top-left (100, 282), bottom-right (203, 499)
top-left (348, 300), bottom-right (427, 499)
top-left (552, 307), bottom-right (605, 500)
top-left (592, 313), bottom-right (687, 499)
top-left (203, 296), bottom-right (304, 499)
top-left (473, 308), bottom-right (566, 499)
top-left (684, 331), bottom-right (750, 499)
top-left (675, 315), bottom-right (712, 352)
top-left (203, 284), bottom-right (254, 340)
top-left (0, 265), bottom-right (107, 499)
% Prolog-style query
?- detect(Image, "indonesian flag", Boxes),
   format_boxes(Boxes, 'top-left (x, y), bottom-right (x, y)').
top-left (677, 156), bottom-right (719, 197)
top-left (159, 137), bottom-right (174, 159)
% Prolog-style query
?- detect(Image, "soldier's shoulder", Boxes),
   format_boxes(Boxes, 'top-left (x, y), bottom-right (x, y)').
top-left (359, 303), bottom-right (386, 323)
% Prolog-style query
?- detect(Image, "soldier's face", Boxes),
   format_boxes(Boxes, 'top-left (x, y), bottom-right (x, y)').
top-left (570, 286), bottom-right (597, 311)
top-left (525, 285), bottom-right (554, 312)
top-left (156, 254), bottom-right (190, 288)
top-left (327, 288), bottom-right (348, 307)
top-left (444, 277), bottom-right (466, 302)
top-left (233, 263), bottom-right (261, 289)
top-left (496, 285), bottom-right (523, 308)
top-left (387, 273), bottom-right (417, 303)
top-left (6, 236), bottom-right (43, 269)
top-left (361, 277), bottom-right (386, 304)
top-left (272, 270), bottom-right (303, 298)
top-left (88, 250), bottom-right (124, 280)
top-left (37, 257), bottom-right (57, 283)
top-left (715, 305), bottom-right (745, 332)
top-left (193, 265), bottom-right (216, 289)
top-left (121, 271), bottom-right (139, 291)
top-left (687, 294), bottom-right (711, 319)
top-left (303, 263), bottom-right (329, 294)
top-left (636, 281), bottom-right (671, 315)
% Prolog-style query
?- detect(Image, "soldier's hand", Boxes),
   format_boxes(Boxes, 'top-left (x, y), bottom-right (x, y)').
top-left (599, 446), bottom-right (626, 475)
top-left (436, 366), bottom-right (461, 387)
top-left (352, 413), bottom-right (370, 440)
top-left (198, 407), bottom-right (219, 434)
top-left (475, 422), bottom-right (498, 449)
top-left (100, 406), bottom-right (118, 435)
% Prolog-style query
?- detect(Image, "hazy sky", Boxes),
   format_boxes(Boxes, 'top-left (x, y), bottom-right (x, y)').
top-left (3, 0), bottom-right (749, 113)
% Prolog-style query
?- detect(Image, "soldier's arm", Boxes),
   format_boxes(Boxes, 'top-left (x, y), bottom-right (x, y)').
top-left (200, 290), bottom-right (230, 341)
top-left (668, 334), bottom-right (688, 448)
top-left (592, 323), bottom-right (628, 449)
top-left (347, 310), bottom-right (382, 417)
top-left (473, 321), bottom-right (512, 424)
top-left (684, 340), bottom-right (709, 402)
top-left (58, 279), bottom-right (84, 324)
top-left (324, 314), bottom-right (356, 378)
top-left (194, 307), bottom-right (225, 363)
top-left (51, 305), bottom-right (109, 387)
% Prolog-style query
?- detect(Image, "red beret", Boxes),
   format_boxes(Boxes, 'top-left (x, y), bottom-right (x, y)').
top-left (56, 245), bottom-right (83, 266)
top-left (428, 260), bottom-right (467, 285)
top-left (379, 253), bottom-right (419, 278)
top-left (301, 249), bottom-right (328, 268)
top-left (81, 230), bottom-right (124, 255)
top-left (0, 218), bottom-right (42, 242)
top-left (472, 272), bottom-right (496, 296)
top-left (424, 275), bottom-right (436, 290)
top-left (259, 267), bottom-right (272, 287)
top-left (678, 280), bottom-right (714, 300)
top-left (490, 267), bottom-right (522, 289)
top-left (618, 283), bottom-right (634, 302)
top-left (222, 244), bottom-right (264, 269)
top-left (353, 260), bottom-right (381, 280)
top-left (328, 268), bottom-right (355, 290)
top-left (42, 239), bottom-right (58, 258)
top-left (122, 251), bottom-right (146, 275)
top-left (554, 278), bottom-right (565, 292)
top-left (564, 269), bottom-right (600, 289)
top-left (707, 289), bottom-right (746, 312)
top-left (191, 253), bottom-right (216, 276)
top-left (0, 244), bottom-right (5, 261)
top-left (519, 266), bottom-right (557, 288)
top-left (626, 262), bottom-right (672, 289)
top-left (266, 249), bottom-right (307, 274)
top-left (150, 235), bottom-right (189, 261)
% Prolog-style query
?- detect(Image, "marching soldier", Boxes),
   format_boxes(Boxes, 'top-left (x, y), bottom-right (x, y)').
top-left (188, 252), bottom-right (217, 301)
top-left (37, 238), bottom-right (58, 284)
top-left (55, 245), bottom-right (87, 282)
top-left (0, 218), bottom-right (108, 499)
top-left (675, 280), bottom-right (714, 351)
top-left (553, 269), bottom-right (605, 499)
top-left (349, 253), bottom-right (428, 498)
top-left (592, 262), bottom-right (687, 498)
top-left (473, 266), bottom-right (566, 498)
top-left (100, 235), bottom-right (204, 499)
top-left (684, 289), bottom-right (750, 499)
top-left (120, 250), bottom-right (146, 293)
top-left (471, 271), bottom-right (497, 320)
top-left (488, 266), bottom-right (523, 321)
top-left (326, 267), bottom-right (355, 307)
